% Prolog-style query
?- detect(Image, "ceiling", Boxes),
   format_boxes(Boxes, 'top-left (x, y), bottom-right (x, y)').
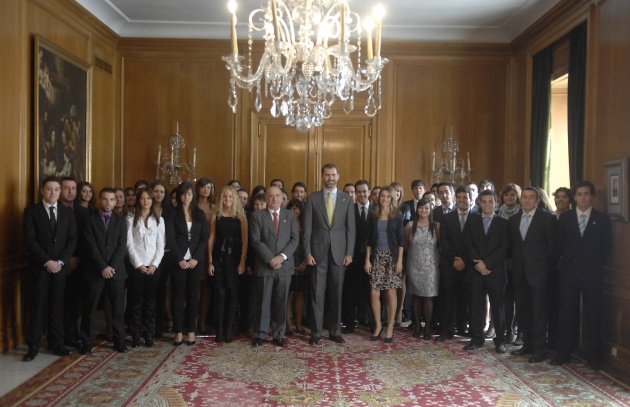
top-left (76, 0), bottom-right (561, 43)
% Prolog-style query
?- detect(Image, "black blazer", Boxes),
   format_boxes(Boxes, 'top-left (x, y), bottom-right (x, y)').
top-left (508, 209), bottom-right (557, 288)
top-left (70, 204), bottom-right (90, 259)
top-left (23, 202), bottom-right (78, 276)
top-left (433, 204), bottom-right (454, 227)
top-left (557, 208), bottom-right (612, 288)
top-left (401, 199), bottom-right (415, 226)
top-left (83, 212), bottom-right (128, 280)
top-left (366, 213), bottom-right (404, 263)
top-left (353, 203), bottom-right (375, 259)
top-left (439, 210), bottom-right (473, 268)
top-left (462, 213), bottom-right (509, 285)
top-left (169, 208), bottom-right (209, 263)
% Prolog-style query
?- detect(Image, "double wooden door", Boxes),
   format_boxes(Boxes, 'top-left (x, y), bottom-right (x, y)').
top-left (250, 112), bottom-right (375, 194)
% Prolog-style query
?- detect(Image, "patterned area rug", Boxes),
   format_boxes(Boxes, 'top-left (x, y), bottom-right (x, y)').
top-left (3, 330), bottom-right (630, 406)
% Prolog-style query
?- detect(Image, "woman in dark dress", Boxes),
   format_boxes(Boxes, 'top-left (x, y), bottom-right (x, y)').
top-left (170, 182), bottom-right (209, 346)
top-left (208, 186), bottom-right (248, 343)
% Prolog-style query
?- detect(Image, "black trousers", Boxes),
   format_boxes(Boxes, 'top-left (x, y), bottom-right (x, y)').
top-left (81, 277), bottom-right (126, 348)
top-left (170, 264), bottom-right (201, 333)
top-left (439, 266), bottom-right (469, 336)
top-left (469, 281), bottom-right (506, 346)
top-left (514, 273), bottom-right (548, 357)
top-left (155, 253), bottom-right (173, 335)
top-left (27, 271), bottom-right (67, 351)
top-left (341, 264), bottom-right (362, 329)
top-left (555, 282), bottom-right (604, 364)
top-left (63, 269), bottom-right (82, 343)
top-left (128, 267), bottom-right (160, 339)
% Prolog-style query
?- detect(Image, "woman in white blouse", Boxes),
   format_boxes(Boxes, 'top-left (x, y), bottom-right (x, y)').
top-left (127, 187), bottom-right (166, 348)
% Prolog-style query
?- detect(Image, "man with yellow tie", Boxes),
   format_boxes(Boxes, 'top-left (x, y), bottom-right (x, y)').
top-left (303, 164), bottom-right (356, 345)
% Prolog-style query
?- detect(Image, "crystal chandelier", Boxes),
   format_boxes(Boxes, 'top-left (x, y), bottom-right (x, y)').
top-left (223, 0), bottom-right (388, 133)
top-left (155, 122), bottom-right (197, 185)
top-left (430, 127), bottom-right (472, 185)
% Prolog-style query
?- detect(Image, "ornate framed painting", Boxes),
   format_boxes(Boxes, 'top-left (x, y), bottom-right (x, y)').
top-left (604, 157), bottom-right (629, 222)
top-left (34, 35), bottom-right (91, 196)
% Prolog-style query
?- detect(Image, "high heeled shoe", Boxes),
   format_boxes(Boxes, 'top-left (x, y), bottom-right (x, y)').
top-left (384, 335), bottom-right (394, 343)
top-left (370, 327), bottom-right (383, 341)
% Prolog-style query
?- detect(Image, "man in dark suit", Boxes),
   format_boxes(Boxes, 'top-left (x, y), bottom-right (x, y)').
top-left (508, 187), bottom-right (556, 363)
top-left (433, 182), bottom-right (456, 225)
top-left (303, 163), bottom-right (356, 345)
top-left (402, 179), bottom-right (426, 226)
top-left (436, 185), bottom-right (472, 341)
top-left (250, 187), bottom-right (299, 347)
top-left (23, 176), bottom-right (78, 361)
top-left (80, 187), bottom-right (129, 354)
top-left (463, 189), bottom-right (509, 353)
top-left (342, 180), bottom-right (373, 333)
top-left (551, 180), bottom-right (612, 370)
top-left (59, 177), bottom-right (89, 349)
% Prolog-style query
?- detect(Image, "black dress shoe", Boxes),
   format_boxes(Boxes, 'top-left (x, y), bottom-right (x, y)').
top-left (370, 327), bottom-right (383, 341)
top-left (132, 337), bottom-right (141, 348)
top-left (412, 330), bottom-right (421, 338)
top-left (329, 335), bottom-right (346, 344)
top-left (173, 340), bottom-right (183, 346)
top-left (308, 336), bottom-right (320, 345)
top-left (273, 338), bottom-right (288, 347)
top-left (114, 344), bottom-right (129, 353)
top-left (511, 347), bottom-right (533, 356)
top-left (343, 326), bottom-right (354, 334)
top-left (529, 354), bottom-right (546, 363)
top-left (80, 347), bottom-right (92, 355)
top-left (23, 350), bottom-right (38, 362)
top-left (64, 339), bottom-right (82, 348)
top-left (154, 332), bottom-right (164, 339)
top-left (145, 339), bottom-right (155, 347)
top-left (588, 361), bottom-right (602, 371)
top-left (53, 346), bottom-right (71, 356)
top-left (464, 342), bottom-right (483, 350)
top-left (495, 344), bottom-right (507, 354)
top-left (252, 338), bottom-right (264, 347)
top-left (435, 334), bottom-right (454, 342)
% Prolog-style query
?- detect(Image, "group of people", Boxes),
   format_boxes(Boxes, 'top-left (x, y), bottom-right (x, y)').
top-left (23, 164), bottom-right (612, 371)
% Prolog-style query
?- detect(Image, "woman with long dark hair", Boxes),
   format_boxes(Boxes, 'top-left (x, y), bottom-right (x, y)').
top-left (196, 177), bottom-right (215, 335)
top-left (207, 186), bottom-right (248, 343)
top-left (365, 186), bottom-right (405, 343)
top-left (405, 198), bottom-right (440, 339)
top-left (76, 181), bottom-right (96, 213)
top-left (170, 182), bottom-right (209, 346)
top-left (126, 187), bottom-right (165, 348)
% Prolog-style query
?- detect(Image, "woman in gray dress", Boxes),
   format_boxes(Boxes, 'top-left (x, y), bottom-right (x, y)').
top-left (405, 198), bottom-right (440, 340)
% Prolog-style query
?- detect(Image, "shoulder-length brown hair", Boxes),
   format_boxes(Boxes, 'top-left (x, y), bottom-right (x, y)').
top-left (372, 185), bottom-right (401, 221)
top-left (133, 187), bottom-right (160, 227)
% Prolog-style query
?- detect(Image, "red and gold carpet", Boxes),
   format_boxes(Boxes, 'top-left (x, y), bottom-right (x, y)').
top-left (3, 330), bottom-right (630, 406)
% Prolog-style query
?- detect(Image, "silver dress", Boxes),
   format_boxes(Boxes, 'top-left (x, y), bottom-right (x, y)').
top-left (407, 226), bottom-right (440, 297)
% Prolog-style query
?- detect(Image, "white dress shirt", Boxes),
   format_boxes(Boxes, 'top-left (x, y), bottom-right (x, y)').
top-left (126, 215), bottom-right (166, 268)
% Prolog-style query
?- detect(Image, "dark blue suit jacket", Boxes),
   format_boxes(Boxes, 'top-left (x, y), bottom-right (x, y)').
top-left (463, 213), bottom-right (509, 285)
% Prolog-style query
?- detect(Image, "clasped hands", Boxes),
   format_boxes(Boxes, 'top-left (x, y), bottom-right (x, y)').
top-left (305, 254), bottom-right (353, 267)
top-left (473, 259), bottom-right (492, 276)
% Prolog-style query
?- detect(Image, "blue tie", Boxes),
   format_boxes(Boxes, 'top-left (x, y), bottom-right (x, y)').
top-left (579, 213), bottom-right (587, 236)
top-left (520, 213), bottom-right (531, 240)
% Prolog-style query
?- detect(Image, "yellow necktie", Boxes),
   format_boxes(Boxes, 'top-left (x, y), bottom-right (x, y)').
top-left (327, 191), bottom-right (334, 225)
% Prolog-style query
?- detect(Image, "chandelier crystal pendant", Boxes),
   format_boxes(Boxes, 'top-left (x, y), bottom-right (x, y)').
top-left (222, 0), bottom-right (388, 133)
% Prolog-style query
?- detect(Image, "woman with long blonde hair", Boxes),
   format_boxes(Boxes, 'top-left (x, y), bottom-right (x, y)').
top-left (208, 186), bottom-right (248, 343)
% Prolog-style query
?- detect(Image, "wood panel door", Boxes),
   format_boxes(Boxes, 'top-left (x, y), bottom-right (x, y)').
top-left (251, 112), bottom-right (374, 193)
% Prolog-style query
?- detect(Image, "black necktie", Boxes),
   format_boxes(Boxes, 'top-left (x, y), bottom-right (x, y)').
top-left (49, 206), bottom-right (56, 229)
top-left (361, 206), bottom-right (367, 222)
top-left (103, 214), bottom-right (111, 231)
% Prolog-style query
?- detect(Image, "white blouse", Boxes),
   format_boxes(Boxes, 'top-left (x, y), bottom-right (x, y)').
top-left (126, 215), bottom-right (166, 269)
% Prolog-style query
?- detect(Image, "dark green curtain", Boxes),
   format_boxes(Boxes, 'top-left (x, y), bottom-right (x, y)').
top-left (568, 22), bottom-right (587, 186)
top-left (530, 46), bottom-right (553, 191)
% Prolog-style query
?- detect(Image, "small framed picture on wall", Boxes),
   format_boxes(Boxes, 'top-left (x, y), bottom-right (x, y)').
top-left (604, 157), bottom-right (629, 222)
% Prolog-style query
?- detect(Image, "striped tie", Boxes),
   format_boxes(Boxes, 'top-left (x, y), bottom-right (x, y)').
top-left (579, 213), bottom-right (587, 236)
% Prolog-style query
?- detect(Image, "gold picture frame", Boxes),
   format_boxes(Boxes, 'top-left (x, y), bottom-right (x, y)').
top-left (34, 35), bottom-right (91, 197)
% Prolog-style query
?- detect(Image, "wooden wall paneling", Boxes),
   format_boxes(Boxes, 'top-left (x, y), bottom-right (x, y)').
top-left (393, 60), bottom-right (509, 193)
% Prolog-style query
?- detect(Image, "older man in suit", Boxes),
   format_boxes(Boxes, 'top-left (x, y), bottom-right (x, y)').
top-left (23, 176), bottom-right (78, 361)
top-left (551, 181), bottom-right (612, 370)
top-left (508, 187), bottom-right (557, 363)
top-left (463, 189), bottom-right (509, 353)
top-left (80, 187), bottom-right (129, 355)
top-left (250, 187), bottom-right (299, 347)
top-left (303, 163), bottom-right (356, 345)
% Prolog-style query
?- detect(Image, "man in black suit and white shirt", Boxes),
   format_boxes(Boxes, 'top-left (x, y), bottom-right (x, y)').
top-left (508, 187), bottom-right (557, 363)
top-left (436, 185), bottom-right (473, 341)
top-left (401, 179), bottom-right (426, 226)
top-left (80, 187), bottom-right (129, 354)
top-left (303, 164), bottom-right (356, 345)
top-left (551, 181), bottom-right (612, 370)
top-left (433, 182), bottom-right (456, 225)
top-left (250, 187), bottom-right (299, 347)
top-left (23, 176), bottom-right (78, 361)
top-left (463, 189), bottom-right (509, 353)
